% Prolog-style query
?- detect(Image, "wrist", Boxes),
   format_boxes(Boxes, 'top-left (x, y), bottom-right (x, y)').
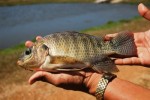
top-left (95, 72), bottom-right (117, 100)
top-left (83, 72), bottom-right (102, 95)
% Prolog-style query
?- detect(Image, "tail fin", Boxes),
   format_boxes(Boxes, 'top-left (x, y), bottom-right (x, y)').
top-left (110, 31), bottom-right (137, 56)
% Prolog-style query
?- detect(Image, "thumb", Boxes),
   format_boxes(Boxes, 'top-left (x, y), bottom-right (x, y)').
top-left (104, 33), bottom-right (118, 41)
top-left (138, 3), bottom-right (150, 20)
top-left (28, 71), bottom-right (48, 85)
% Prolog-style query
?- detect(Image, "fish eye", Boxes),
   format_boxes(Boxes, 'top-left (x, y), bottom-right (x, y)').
top-left (25, 48), bottom-right (32, 55)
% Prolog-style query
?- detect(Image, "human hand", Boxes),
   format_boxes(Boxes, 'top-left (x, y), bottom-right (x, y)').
top-left (105, 30), bottom-right (150, 65)
top-left (25, 37), bottom-right (102, 95)
top-left (104, 4), bottom-right (150, 66)
top-left (138, 3), bottom-right (150, 20)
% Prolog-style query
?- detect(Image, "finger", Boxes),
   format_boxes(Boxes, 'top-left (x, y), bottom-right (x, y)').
top-left (28, 71), bottom-right (60, 85)
top-left (28, 71), bottom-right (44, 84)
top-left (104, 35), bottom-right (113, 41)
top-left (36, 36), bottom-right (43, 41)
top-left (138, 3), bottom-right (150, 20)
top-left (104, 33), bottom-right (118, 41)
top-left (115, 57), bottom-right (141, 65)
top-left (25, 41), bottom-right (34, 48)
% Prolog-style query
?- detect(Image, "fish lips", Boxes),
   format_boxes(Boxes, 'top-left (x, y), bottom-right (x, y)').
top-left (17, 56), bottom-right (26, 67)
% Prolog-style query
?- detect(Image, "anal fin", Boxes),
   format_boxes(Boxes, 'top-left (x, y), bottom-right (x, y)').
top-left (91, 55), bottom-right (119, 73)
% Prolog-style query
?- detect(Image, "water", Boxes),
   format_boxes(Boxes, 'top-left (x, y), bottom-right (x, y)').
top-left (0, 3), bottom-right (138, 49)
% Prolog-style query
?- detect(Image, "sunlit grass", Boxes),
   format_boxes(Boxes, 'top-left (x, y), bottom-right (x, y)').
top-left (82, 16), bottom-right (150, 36)
top-left (0, 0), bottom-right (149, 6)
top-left (0, 0), bottom-right (93, 6)
top-left (123, 0), bottom-right (150, 4)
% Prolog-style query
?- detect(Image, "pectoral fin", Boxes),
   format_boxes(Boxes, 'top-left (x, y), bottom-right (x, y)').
top-left (41, 63), bottom-right (87, 72)
top-left (91, 55), bottom-right (118, 73)
top-left (55, 68), bottom-right (82, 71)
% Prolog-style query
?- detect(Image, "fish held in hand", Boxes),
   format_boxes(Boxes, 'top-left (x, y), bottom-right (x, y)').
top-left (17, 31), bottom-right (137, 73)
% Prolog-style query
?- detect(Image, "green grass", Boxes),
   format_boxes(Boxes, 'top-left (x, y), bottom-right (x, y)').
top-left (0, 0), bottom-right (93, 6)
top-left (0, 44), bottom-right (25, 55)
top-left (0, 38), bottom-right (36, 55)
top-left (0, 0), bottom-right (150, 6)
top-left (82, 17), bottom-right (140, 34)
top-left (123, 0), bottom-right (150, 4)
top-left (82, 20), bottom-right (128, 32)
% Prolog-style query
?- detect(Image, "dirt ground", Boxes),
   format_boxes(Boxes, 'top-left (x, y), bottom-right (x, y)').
top-left (0, 65), bottom-right (149, 100)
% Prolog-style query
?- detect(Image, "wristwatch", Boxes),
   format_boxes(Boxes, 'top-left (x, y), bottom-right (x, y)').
top-left (95, 72), bottom-right (117, 100)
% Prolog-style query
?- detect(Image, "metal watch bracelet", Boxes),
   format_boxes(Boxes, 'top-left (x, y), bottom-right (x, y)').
top-left (95, 72), bottom-right (117, 100)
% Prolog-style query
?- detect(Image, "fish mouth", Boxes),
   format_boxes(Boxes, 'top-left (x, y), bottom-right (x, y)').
top-left (17, 60), bottom-right (24, 66)
top-left (17, 60), bottom-right (35, 71)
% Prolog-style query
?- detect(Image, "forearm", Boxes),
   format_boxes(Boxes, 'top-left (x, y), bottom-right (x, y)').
top-left (104, 78), bottom-right (150, 100)
top-left (84, 73), bottom-right (150, 100)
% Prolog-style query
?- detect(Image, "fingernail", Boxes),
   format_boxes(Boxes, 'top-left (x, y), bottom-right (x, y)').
top-left (104, 36), bottom-right (112, 41)
top-left (140, 3), bottom-right (148, 11)
top-left (25, 41), bottom-right (33, 48)
top-left (36, 36), bottom-right (42, 41)
top-left (28, 79), bottom-right (34, 85)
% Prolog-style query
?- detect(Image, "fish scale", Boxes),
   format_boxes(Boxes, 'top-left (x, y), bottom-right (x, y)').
top-left (17, 31), bottom-right (137, 73)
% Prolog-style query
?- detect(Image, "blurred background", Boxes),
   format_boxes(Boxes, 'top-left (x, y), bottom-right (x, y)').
top-left (0, 0), bottom-right (150, 100)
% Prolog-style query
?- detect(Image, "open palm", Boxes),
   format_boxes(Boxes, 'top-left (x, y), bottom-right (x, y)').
top-left (107, 3), bottom-right (150, 66)
top-left (111, 31), bottom-right (150, 65)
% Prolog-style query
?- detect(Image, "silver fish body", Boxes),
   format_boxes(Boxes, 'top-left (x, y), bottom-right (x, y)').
top-left (17, 31), bottom-right (137, 73)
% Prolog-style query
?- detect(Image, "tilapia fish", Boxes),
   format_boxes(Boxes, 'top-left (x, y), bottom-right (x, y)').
top-left (17, 31), bottom-right (137, 73)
